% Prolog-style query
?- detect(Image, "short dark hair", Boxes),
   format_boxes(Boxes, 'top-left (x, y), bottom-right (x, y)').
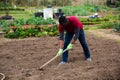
top-left (58, 16), bottom-right (68, 24)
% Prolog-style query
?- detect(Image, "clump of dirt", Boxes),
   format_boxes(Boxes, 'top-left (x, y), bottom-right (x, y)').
top-left (0, 33), bottom-right (120, 80)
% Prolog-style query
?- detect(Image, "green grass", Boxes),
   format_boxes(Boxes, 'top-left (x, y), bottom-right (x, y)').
top-left (0, 7), bottom-right (41, 19)
top-left (0, 13), bottom-right (33, 19)
top-left (84, 25), bottom-right (99, 30)
top-left (11, 14), bottom-right (34, 19)
top-left (0, 11), bottom-right (34, 19)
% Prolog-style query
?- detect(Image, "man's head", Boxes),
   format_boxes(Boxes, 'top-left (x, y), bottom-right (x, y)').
top-left (59, 16), bottom-right (69, 26)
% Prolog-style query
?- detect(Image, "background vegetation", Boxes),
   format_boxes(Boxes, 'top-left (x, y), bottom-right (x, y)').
top-left (0, 0), bottom-right (120, 39)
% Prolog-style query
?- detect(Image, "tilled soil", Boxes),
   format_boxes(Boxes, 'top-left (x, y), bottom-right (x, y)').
top-left (0, 33), bottom-right (120, 80)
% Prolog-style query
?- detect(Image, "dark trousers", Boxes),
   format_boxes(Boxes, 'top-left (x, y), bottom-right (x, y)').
top-left (62, 29), bottom-right (91, 62)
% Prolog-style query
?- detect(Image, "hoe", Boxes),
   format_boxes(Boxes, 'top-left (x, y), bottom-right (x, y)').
top-left (39, 49), bottom-right (68, 70)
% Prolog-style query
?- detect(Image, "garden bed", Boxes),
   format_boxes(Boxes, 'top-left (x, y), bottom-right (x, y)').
top-left (0, 30), bottom-right (120, 80)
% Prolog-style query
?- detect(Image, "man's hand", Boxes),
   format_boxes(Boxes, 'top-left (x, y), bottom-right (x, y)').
top-left (57, 49), bottom-right (63, 56)
top-left (67, 43), bottom-right (73, 50)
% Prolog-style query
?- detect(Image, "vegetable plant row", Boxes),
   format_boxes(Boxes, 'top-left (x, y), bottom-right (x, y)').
top-left (4, 24), bottom-right (59, 39)
top-left (79, 18), bottom-right (109, 25)
top-left (0, 17), bottom-right (59, 39)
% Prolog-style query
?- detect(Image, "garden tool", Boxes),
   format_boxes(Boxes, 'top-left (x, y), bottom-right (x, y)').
top-left (0, 73), bottom-right (5, 80)
top-left (39, 48), bottom-right (68, 70)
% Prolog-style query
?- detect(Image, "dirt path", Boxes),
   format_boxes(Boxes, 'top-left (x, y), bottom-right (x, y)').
top-left (0, 31), bottom-right (120, 80)
top-left (87, 29), bottom-right (120, 43)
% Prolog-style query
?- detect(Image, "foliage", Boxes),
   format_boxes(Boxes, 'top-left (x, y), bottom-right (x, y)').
top-left (0, 20), bottom-right (10, 34)
top-left (0, 20), bottom-right (9, 28)
top-left (62, 6), bottom-right (91, 16)
top-left (0, 17), bottom-right (56, 27)
top-left (0, 16), bottom-right (58, 39)
top-left (2, 27), bottom-right (10, 34)
top-left (105, 14), bottom-right (120, 20)
top-left (5, 26), bottom-right (39, 38)
top-left (11, 18), bottom-right (26, 27)
top-left (79, 18), bottom-right (109, 25)
top-left (98, 21), bottom-right (114, 29)
top-left (115, 0), bottom-right (120, 7)
top-left (113, 22), bottom-right (120, 32)
top-left (5, 17), bottom-right (56, 28)
top-left (4, 24), bottom-right (59, 39)
top-left (26, 17), bottom-right (56, 25)
top-left (62, 5), bottom-right (110, 16)
top-left (0, 2), bottom-right (12, 8)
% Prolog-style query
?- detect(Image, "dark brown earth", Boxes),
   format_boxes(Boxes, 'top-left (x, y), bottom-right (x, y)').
top-left (0, 30), bottom-right (120, 80)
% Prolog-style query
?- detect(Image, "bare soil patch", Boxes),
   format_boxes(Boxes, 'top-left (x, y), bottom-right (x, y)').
top-left (87, 29), bottom-right (120, 43)
top-left (0, 31), bottom-right (120, 80)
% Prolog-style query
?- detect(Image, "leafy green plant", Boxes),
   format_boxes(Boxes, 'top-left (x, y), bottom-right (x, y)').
top-left (3, 16), bottom-right (58, 39)
top-left (0, 20), bottom-right (9, 28)
top-left (62, 5), bottom-right (110, 16)
top-left (37, 31), bottom-right (48, 37)
top-left (2, 27), bottom-right (10, 34)
top-left (98, 21), bottom-right (114, 29)
top-left (9, 18), bottom-right (26, 27)
top-left (4, 24), bottom-right (59, 39)
top-left (0, 20), bottom-right (10, 34)
top-left (62, 6), bottom-right (91, 16)
top-left (26, 17), bottom-right (56, 25)
top-left (4, 32), bottom-right (18, 39)
top-left (79, 18), bottom-right (109, 25)
top-left (114, 22), bottom-right (120, 32)
top-left (105, 14), bottom-right (120, 21)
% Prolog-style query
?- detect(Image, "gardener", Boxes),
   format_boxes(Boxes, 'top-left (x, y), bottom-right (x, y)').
top-left (57, 16), bottom-right (91, 64)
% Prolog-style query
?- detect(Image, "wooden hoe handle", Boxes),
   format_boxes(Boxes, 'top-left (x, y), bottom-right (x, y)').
top-left (39, 49), bottom-right (68, 69)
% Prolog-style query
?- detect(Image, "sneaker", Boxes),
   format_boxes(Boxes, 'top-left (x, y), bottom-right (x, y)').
top-left (59, 61), bottom-right (66, 65)
top-left (86, 58), bottom-right (92, 62)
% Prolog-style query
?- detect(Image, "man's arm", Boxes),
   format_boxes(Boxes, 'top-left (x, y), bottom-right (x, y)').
top-left (59, 40), bottom-right (64, 49)
top-left (71, 27), bottom-right (80, 44)
top-left (59, 32), bottom-right (64, 48)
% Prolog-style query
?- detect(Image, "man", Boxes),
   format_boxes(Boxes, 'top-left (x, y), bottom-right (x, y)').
top-left (57, 16), bottom-right (91, 64)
